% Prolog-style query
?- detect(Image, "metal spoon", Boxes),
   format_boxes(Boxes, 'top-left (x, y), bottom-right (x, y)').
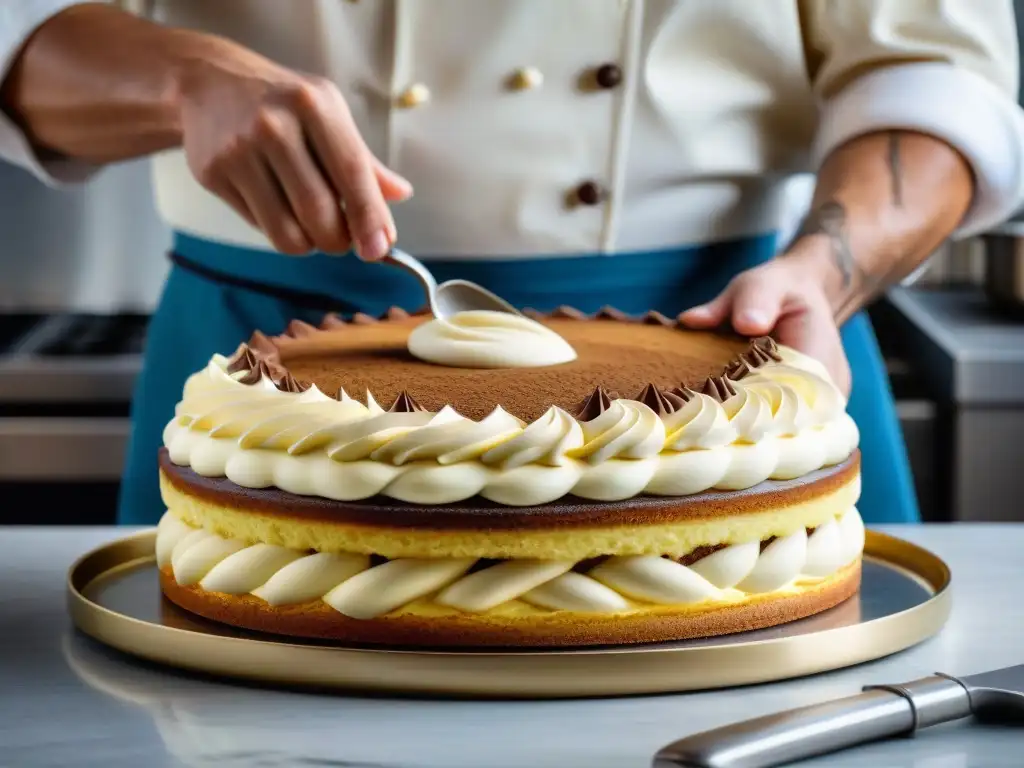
top-left (382, 247), bottom-right (524, 320)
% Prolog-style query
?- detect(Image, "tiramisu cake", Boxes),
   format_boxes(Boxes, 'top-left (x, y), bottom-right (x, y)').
top-left (155, 307), bottom-right (864, 647)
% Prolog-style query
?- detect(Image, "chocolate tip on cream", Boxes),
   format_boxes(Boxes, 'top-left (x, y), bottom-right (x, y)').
top-left (226, 345), bottom-right (258, 374)
top-left (237, 360), bottom-right (273, 386)
top-left (747, 336), bottom-right (783, 366)
top-left (285, 319), bottom-right (318, 338)
top-left (320, 313), bottom-right (347, 329)
top-left (724, 359), bottom-right (753, 381)
top-left (550, 305), bottom-right (588, 319)
top-left (383, 306), bottom-right (410, 320)
top-left (275, 371), bottom-right (310, 393)
top-left (594, 306), bottom-right (630, 321)
top-left (641, 310), bottom-right (672, 326)
top-left (351, 312), bottom-right (377, 325)
top-left (666, 385), bottom-right (697, 403)
top-left (522, 308), bottom-right (545, 320)
top-left (701, 376), bottom-right (737, 402)
top-left (576, 386), bottom-right (614, 421)
top-left (247, 331), bottom-right (277, 355)
top-left (635, 383), bottom-right (686, 415)
top-left (388, 390), bottom-right (426, 413)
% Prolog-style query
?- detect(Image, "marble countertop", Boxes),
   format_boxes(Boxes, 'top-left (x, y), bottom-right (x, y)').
top-left (3, 525), bottom-right (1022, 768)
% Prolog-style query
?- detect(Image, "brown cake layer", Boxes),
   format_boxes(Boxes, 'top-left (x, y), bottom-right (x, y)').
top-left (159, 562), bottom-right (861, 648)
top-left (159, 448), bottom-right (859, 530)
top-left (232, 308), bottom-right (777, 422)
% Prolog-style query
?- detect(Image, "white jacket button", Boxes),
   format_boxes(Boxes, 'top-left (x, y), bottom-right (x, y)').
top-left (508, 66), bottom-right (544, 91)
top-left (397, 84), bottom-right (430, 108)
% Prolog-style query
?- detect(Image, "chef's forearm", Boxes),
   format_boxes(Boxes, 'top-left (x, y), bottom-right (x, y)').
top-left (787, 130), bottom-right (974, 324)
top-left (2, 3), bottom-right (210, 163)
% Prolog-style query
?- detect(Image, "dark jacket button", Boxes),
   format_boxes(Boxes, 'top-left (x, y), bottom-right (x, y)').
top-left (595, 63), bottom-right (623, 89)
top-left (576, 181), bottom-right (604, 206)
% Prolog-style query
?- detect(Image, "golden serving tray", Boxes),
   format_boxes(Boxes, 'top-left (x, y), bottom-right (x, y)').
top-left (67, 529), bottom-right (951, 699)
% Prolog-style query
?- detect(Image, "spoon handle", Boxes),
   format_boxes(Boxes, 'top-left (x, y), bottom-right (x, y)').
top-left (382, 248), bottom-right (439, 316)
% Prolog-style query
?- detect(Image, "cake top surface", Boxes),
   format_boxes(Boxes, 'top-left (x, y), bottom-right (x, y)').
top-left (233, 307), bottom-right (764, 421)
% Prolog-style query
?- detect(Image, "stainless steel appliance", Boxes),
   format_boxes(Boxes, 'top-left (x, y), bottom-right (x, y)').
top-left (979, 219), bottom-right (1024, 312)
top-left (0, 156), bottom-right (166, 525)
top-left (878, 286), bottom-right (1024, 522)
top-left (0, 313), bottom-right (147, 524)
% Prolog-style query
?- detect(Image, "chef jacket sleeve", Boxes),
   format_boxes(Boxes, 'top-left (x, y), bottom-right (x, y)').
top-left (0, 0), bottom-right (143, 185)
top-left (801, 0), bottom-right (1024, 236)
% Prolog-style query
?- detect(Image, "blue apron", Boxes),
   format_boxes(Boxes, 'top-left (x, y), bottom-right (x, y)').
top-left (117, 231), bottom-right (920, 525)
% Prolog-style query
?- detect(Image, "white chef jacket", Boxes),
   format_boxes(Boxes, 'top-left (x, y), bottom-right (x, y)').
top-left (4, 0), bottom-right (1024, 261)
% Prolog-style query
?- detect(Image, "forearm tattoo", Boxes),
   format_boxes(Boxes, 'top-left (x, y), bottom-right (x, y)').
top-left (791, 130), bottom-right (915, 321)
top-left (793, 201), bottom-right (858, 291)
top-left (793, 200), bottom-right (887, 323)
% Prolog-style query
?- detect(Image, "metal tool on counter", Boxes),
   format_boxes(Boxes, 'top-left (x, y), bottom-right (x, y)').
top-left (382, 247), bottom-right (523, 319)
top-left (653, 664), bottom-right (1024, 767)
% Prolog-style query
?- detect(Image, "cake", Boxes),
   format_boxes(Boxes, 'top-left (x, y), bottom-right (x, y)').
top-left (155, 306), bottom-right (864, 647)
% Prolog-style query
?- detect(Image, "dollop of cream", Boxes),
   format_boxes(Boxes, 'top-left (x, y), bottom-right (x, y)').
top-left (407, 310), bottom-right (577, 368)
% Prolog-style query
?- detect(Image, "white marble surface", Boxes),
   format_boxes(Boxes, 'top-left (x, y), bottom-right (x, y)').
top-left (2, 525), bottom-right (1022, 768)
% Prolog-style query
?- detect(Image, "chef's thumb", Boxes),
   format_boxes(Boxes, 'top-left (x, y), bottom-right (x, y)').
top-left (728, 277), bottom-right (785, 337)
top-left (679, 289), bottom-right (732, 328)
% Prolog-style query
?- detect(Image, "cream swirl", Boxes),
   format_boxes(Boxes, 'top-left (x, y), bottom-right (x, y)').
top-left (157, 507), bottom-right (864, 617)
top-left (740, 378), bottom-right (812, 437)
top-left (663, 392), bottom-right (737, 450)
top-left (721, 386), bottom-right (774, 442)
top-left (747, 364), bottom-right (844, 426)
top-left (572, 399), bottom-right (667, 463)
top-left (481, 406), bottom-right (583, 469)
top-left (163, 343), bottom-right (861, 506)
top-left (407, 310), bottom-right (577, 368)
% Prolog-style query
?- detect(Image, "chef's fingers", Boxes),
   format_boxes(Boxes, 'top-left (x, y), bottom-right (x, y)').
top-left (230, 153), bottom-right (311, 255)
top-left (773, 292), bottom-right (851, 395)
top-left (298, 83), bottom-right (397, 261)
top-left (373, 157), bottom-right (414, 204)
top-left (257, 111), bottom-right (351, 255)
top-left (678, 287), bottom-right (733, 328)
top-left (203, 175), bottom-right (259, 229)
top-left (728, 273), bottom-right (787, 336)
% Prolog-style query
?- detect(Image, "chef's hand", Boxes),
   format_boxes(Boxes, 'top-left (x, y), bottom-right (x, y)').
top-left (177, 39), bottom-right (411, 259)
top-left (679, 247), bottom-right (851, 396)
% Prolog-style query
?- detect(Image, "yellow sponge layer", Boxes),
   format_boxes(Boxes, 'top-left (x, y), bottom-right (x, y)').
top-left (160, 470), bottom-right (859, 560)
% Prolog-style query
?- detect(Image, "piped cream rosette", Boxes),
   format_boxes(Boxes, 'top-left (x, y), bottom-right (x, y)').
top-left (163, 344), bottom-right (859, 507)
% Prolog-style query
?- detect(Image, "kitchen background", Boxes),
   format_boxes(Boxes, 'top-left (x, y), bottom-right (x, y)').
top-left (2, 9), bottom-right (1023, 526)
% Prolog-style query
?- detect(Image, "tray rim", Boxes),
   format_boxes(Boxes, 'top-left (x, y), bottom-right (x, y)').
top-left (66, 528), bottom-right (952, 698)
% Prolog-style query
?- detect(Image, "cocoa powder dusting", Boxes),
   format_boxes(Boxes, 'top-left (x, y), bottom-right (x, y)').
top-left (272, 313), bottom-right (749, 422)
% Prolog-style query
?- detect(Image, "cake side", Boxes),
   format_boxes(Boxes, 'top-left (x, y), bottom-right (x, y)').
top-left (162, 307), bottom-right (860, 509)
top-left (155, 499), bottom-right (864, 646)
top-left (159, 562), bottom-right (861, 647)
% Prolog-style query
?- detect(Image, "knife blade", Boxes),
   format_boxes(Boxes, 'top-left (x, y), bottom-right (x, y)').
top-left (653, 664), bottom-right (1024, 767)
